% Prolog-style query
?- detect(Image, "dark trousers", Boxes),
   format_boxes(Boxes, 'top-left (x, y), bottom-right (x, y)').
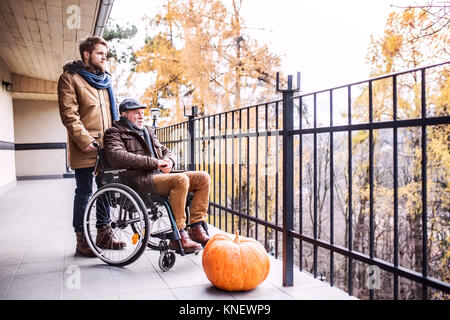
top-left (73, 167), bottom-right (109, 233)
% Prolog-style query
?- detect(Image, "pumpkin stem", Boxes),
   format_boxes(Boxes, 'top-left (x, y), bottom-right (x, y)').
top-left (234, 231), bottom-right (239, 243)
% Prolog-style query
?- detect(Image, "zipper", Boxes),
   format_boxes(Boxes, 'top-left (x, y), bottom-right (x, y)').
top-left (98, 89), bottom-right (105, 139)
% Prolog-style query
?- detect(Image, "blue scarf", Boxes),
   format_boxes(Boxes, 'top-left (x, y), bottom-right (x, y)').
top-left (76, 67), bottom-right (119, 121)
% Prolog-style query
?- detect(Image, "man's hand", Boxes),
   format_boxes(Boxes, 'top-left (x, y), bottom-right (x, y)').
top-left (83, 142), bottom-right (97, 152)
top-left (158, 158), bottom-right (173, 173)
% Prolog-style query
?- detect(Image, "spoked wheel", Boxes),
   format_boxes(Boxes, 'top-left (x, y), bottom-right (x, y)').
top-left (146, 199), bottom-right (174, 250)
top-left (158, 251), bottom-right (176, 271)
top-left (83, 183), bottom-right (149, 266)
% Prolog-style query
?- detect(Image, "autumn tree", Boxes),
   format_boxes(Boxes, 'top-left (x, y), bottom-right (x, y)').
top-left (347, 7), bottom-right (449, 299)
top-left (104, 20), bottom-right (139, 103)
top-left (393, 2), bottom-right (450, 40)
top-left (133, 0), bottom-right (281, 124)
top-left (104, 21), bottom-right (138, 63)
top-left (367, 7), bottom-right (448, 75)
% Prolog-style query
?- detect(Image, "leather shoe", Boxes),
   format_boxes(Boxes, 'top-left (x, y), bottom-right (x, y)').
top-left (95, 226), bottom-right (127, 249)
top-left (188, 222), bottom-right (210, 247)
top-left (75, 232), bottom-right (96, 257)
top-left (169, 229), bottom-right (202, 254)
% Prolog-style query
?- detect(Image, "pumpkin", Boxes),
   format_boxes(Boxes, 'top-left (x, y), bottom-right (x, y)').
top-left (202, 231), bottom-right (270, 291)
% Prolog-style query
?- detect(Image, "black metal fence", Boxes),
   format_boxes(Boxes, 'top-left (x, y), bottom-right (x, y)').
top-left (157, 61), bottom-right (450, 300)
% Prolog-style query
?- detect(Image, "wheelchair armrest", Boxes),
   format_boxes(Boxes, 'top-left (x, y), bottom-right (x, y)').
top-left (103, 168), bottom-right (127, 174)
top-left (103, 168), bottom-right (127, 184)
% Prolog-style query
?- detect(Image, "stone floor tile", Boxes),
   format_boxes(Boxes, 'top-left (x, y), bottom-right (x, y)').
top-left (15, 261), bottom-right (63, 275)
top-left (119, 288), bottom-right (176, 300)
top-left (8, 272), bottom-right (63, 294)
top-left (0, 264), bottom-right (17, 299)
top-left (5, 284), bottom-right (62, 300)
top-left (229, 281), bottom-right (294, 300)
top-left (287, 285), bottom-right (356, 300)
top-left (171, 284), bottom-right (235, 300)
top-left (110, 263), bottom-right (168, 294)
top-left (152, 253), bottom-right (211, 289)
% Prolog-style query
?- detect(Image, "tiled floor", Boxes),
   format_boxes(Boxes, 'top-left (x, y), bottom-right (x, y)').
top-left (0, 179), bottom-right (356, 300)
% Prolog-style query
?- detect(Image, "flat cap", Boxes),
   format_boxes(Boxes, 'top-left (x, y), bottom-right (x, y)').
top-left (119, 98), bottom-right (147, 113)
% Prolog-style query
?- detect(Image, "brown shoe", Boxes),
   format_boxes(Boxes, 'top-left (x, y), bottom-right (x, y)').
top-left (75, 232), bottom-right (96, 257)
top-left (188, 223), bottom-right (210, 247)
top-left (95, 226), bottom-right (127, 249)
top-left (169, 229), bottom-right (202, 254)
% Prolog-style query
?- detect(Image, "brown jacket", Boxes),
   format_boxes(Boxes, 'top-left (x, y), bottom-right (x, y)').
top-left (103, 121), bottom-right (177, 194)
top-left (57, 60), bottom-right (113, 169)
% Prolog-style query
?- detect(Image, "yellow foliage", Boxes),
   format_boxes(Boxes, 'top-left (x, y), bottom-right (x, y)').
top-left (133, 0), bottom-right (281, 123)
top-left (352, 6), bottom-right (449, 292)
top-left (367, 8), bottom-right (449, 75)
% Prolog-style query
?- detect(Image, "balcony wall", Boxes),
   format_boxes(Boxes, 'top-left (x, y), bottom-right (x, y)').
top-left (13, 99), bottom-right (67, 179)
top-left (0, 60), bottom-right (16, 195)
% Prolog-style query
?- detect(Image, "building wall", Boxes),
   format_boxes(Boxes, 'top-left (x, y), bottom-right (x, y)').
top-left (13, 99), bottom-right (68, 178)
top-left (0, 60), bottom-right (16, 195)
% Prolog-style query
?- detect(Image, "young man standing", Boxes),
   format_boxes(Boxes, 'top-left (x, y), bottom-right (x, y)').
top-left (58, 36), bottom-right (125, 256)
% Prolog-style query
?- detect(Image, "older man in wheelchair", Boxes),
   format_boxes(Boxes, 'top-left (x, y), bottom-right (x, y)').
top-left (102, 98), bottom-right (211, 255)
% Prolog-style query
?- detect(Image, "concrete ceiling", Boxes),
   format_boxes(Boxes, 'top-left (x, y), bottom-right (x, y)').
top-left (0, 0), bottom-right (107, 100)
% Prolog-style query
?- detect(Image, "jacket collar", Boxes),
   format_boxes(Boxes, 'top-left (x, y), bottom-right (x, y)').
top-left (112, 121), bottom-right (156, 156)
top-left (63, 60), bottom-right (111, 76)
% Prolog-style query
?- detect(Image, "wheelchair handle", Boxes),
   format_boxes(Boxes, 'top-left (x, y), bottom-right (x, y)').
top-left (93, 141), bottom-right (101, 176)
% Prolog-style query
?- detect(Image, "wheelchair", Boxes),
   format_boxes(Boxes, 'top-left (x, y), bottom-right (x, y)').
top-left (82, 144), bottom-right (208, 271)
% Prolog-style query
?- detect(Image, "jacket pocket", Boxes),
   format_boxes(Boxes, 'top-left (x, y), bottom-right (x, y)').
top-left (122, 137), bottom-right (146, 155)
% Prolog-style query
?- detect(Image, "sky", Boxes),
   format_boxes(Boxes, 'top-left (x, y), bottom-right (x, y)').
top-left (108, 0), bottom-right (419, 95)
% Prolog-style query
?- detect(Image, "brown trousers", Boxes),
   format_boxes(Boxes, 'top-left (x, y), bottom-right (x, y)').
top-left (152, 171), bottom-right (211, 230)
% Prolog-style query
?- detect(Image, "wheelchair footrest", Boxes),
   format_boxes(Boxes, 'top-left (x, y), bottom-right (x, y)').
top-left (173, 248), bottom-right (202, 256)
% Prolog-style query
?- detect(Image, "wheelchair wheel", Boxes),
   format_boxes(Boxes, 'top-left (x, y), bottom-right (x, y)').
top-left (146, 199), bottom-right (174, 250)
top-left (83, 183), bottom-right (149, 266)
top-left (159, 251), bottom-right (176, 271)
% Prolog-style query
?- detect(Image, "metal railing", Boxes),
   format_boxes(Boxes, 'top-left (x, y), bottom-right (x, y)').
top-left (157, 61), bottom-right (450, 299)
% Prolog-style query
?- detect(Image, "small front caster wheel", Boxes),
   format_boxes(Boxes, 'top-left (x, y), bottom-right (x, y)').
top-left (158, 251), bottom-right (176, 271)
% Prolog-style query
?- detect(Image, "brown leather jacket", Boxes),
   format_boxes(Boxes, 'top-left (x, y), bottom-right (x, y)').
top-left (57, 60), bottom-right (113, 169)
top-left (103, 121), bottom-right (176, 193)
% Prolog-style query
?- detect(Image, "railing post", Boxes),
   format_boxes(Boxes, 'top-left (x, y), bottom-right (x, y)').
top-left (277, 72), bottom-right (300, 287)
top-left (185, 105), bottom-right (198, 171)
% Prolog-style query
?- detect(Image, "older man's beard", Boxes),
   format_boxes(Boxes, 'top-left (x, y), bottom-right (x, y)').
top-left (135, 122), bottom-right (144, 130)
top-left (127, 117), bottom-right (144, 130)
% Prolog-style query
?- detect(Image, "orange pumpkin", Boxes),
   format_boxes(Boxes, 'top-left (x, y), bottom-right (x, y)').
top-left (202, 231), bottom-right (270, 291)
